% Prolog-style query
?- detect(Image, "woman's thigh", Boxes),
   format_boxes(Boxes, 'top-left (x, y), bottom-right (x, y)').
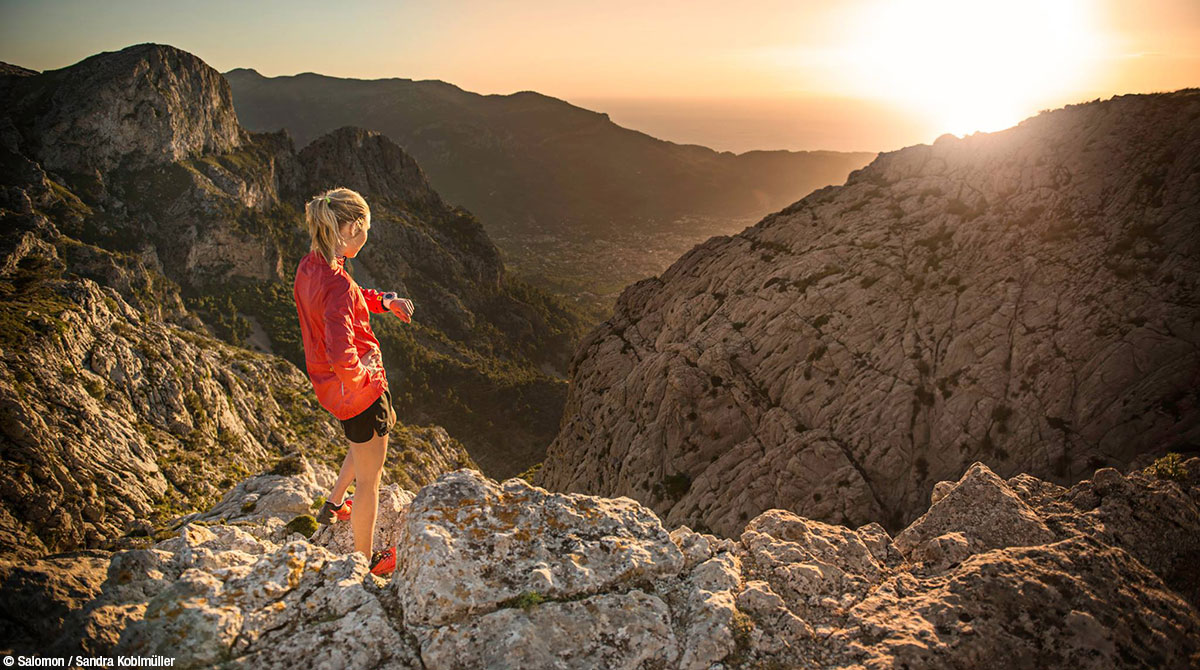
top-left (349, 431), bottom-right (388, 481)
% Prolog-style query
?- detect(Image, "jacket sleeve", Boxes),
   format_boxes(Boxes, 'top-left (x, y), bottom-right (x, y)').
top-left (323, 285), bottom-right (373, 390)
top-left (360, 287), bottom-right (390, 314)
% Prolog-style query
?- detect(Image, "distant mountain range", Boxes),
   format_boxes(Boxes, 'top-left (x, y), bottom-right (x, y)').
top-left (223, 68), bottom-right (875, 239)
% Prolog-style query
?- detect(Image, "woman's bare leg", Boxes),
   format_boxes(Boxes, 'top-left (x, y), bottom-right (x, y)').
top-left (348, 432), bottom-right (388, 558)
top-left (330, 450), bottom-right (355, 505)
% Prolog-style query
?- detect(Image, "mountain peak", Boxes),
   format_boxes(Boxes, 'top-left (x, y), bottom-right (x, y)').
top-left (223, 66), bottom-right (263, 78)
top-left (298, 126), bottom-right (441, 207)
top-left (4, 42), bottom-right (248, 174)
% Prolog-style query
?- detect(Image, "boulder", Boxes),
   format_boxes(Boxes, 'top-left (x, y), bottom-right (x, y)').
top-left (393, 469), bottom-right (684, 627)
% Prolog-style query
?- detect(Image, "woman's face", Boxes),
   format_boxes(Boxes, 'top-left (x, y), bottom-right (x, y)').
top-left (339, 215), bottom-right (370, 258)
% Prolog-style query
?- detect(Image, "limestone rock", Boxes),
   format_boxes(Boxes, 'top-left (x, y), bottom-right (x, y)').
top-left (33, 459), bottom-right (1200, 669)
top-left (538, 89), bottom-right (1200, 537)
top-left (894, 461), bottom-right (1056, 561)
top-left (930, 480), bottom-right (954, 505)
top-left (66, 523), bottom-right (419, 669)
top-left (0, 551), bottom-right (110, 655)
top-left (848, 536), bottom-right (1200, 669)
top-left (1033, 459), bottom-right (1200, 608)
top-left (4, 43), bottom-right (247, 174)
top-left (193, 453), bottom-right (331, 526)
top-left (739, 510), bottom-right (890, 623)
top-left (657, 551), bottom-right (743, 670)
top-left (393, 469), bottom-right (684, 626)
top-left (419, 590), bottom-right (677, 670)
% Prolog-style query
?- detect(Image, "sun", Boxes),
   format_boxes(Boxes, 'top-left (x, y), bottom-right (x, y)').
top-left (832, 0), bottom-right (1105, 137)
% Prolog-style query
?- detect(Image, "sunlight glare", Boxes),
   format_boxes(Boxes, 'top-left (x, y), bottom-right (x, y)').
top-left (835, 0), bottom-right (1104, 136)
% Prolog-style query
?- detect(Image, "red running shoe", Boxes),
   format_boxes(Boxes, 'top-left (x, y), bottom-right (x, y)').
top-left (336, 498), bottom-right (353, 522)
top-left (369, 546), bottom-right (396, 577)
top-left (316, 497), bottom-right (353, 524)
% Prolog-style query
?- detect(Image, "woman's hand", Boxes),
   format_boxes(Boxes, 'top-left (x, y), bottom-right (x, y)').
top-left (383, 293), bottom-right (415, 323)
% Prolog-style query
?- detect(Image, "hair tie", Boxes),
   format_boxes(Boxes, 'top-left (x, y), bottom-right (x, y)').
top-left (323, 196), bottom-right (331, 204)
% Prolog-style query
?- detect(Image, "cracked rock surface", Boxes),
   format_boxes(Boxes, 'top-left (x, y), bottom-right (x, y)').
top-left (537, 89), bottom-right (1200, 536)
top-left (22, 457), bottom-right (1200, 669)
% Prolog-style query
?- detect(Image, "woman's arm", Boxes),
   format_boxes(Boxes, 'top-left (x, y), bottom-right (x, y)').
top-left (363, 286), bottom-right (414, 323)
top-left (360, 287), bottom-right (390, 314)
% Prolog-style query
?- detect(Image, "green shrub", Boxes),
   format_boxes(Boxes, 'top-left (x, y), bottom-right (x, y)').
top-left (270, 453), bottom-right (306, 476)
top-left (501, 591), bottom-right (546, 610)
top-left (284, 515), bottom-right (318, 538)
top-left (82, 377), bottom-right (106, 400)
top-left (1146, 452), bottom-right (1187, 483)
top-left (655, 472), bottom-right (692, 501)
top-left (517, 462), bottom-right (542, 485)
top-left (727, 609), bottom-right (756, 663)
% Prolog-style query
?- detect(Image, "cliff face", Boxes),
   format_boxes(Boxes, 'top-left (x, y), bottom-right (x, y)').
top-left (1, 43), bottom-right (588, 484)
top-left (2, 44), bottom-right (248, 175)
top-left (10, 457), bottom-right (1198, 668)
top-left (537, 90), bottom-right (1200, 536)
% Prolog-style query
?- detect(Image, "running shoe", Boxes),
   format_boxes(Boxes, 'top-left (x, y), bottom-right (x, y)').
top-left (316, 497), bottom-right (353, 524)
top-left (369, 546), bottom-right (396, 577)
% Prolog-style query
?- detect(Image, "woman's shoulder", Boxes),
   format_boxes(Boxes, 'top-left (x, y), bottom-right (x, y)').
top-left (297, 253), bottom-right (352, 295)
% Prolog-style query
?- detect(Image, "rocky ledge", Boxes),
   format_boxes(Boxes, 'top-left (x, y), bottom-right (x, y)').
top-left (6, 455), bottom-right (1198, 669)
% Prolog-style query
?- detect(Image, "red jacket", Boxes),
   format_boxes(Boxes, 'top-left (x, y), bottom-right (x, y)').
top-left (293, 250), bottom-right (390, 420)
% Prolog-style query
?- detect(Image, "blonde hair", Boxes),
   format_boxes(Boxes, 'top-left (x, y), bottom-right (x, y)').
top-left (304, 187), bottom-right (371, 267)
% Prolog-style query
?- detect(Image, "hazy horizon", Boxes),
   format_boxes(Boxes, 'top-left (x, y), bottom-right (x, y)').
top-left (2, 0), bottom-right (1197, 153)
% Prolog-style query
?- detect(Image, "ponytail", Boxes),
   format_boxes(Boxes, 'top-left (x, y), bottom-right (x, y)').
top-left (304, 187), bottom-right (370, 267)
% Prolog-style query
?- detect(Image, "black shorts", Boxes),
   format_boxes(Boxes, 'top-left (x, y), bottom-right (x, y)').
top-left (340, 389), bottom-right (396, 444)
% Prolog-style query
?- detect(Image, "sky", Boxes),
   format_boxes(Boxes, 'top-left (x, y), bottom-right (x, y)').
top-left (1, 0), bottom-right (1197, 153)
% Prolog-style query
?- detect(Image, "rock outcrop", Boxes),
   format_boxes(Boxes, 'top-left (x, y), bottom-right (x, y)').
top-left (1, 44), bottom-right (248, 175)
top-left (17, 457), bottom-right (1199, 669)
top-left (537, 89), bottom-right (1200, 536)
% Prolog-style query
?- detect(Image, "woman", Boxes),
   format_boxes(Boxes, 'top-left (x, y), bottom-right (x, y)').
top-left (293, 187), bottom-right (415, 577)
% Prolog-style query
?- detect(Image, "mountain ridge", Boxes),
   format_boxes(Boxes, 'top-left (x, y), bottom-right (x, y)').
top-left (222, 66), bottom-right (876, 234)
top-left (222, 65), bottom-right (860, 159)
top-left (537, 87), bottom-right (1200, 536)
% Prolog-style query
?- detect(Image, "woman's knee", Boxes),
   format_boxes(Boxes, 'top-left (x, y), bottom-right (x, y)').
top-left (349, 434), bottom-right (388, 476)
